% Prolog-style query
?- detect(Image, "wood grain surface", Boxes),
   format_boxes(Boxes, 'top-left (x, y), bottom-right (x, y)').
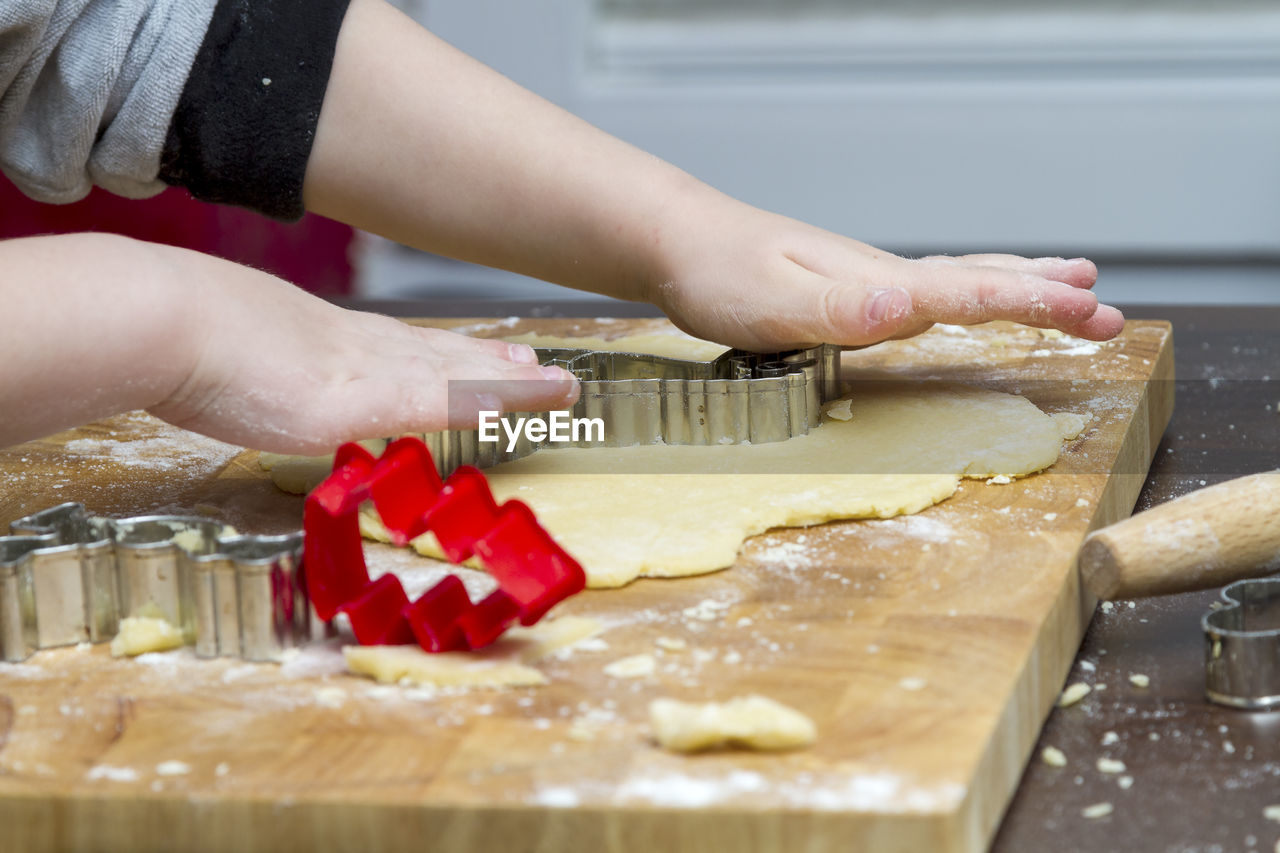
top-left (0, 319), bottom-right (1173, 853)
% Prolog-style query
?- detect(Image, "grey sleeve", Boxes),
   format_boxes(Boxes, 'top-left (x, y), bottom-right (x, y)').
top-left (0, 0), bottom-right (219, 203)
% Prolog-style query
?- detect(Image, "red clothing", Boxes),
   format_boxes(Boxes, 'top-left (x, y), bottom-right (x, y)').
top-left (0, 178), bottom-right (354, 295)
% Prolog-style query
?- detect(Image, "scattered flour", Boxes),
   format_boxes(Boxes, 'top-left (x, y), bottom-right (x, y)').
top-left (616, 770), bottom-right (768, 808)
top-left (313, 686), bottom-right (347, 708)
top-left (86, 765), bottom-right (139, 782)
top-left (682, 599), bottom-right (733, 622)
top-left (750, 539), bottom-right (814, 570)
top-left (614, 769), bottom-right (963, 812)
top-left (155, 760), bottom-right (191, 776)
top-left (1031, 341), bottom-right (1102, 357)
top-left (0, 662), bottom-right (49, 680)
top-left (533, 786), bottom-right (581, 808)
top-left (278, 641), bottom-right (349, 679)
top-left (62, 416), bottom-right (240, 475)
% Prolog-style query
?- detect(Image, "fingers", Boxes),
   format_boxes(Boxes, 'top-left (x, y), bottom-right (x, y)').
top-left (162, 310), bottom-right (579, 453)
top-left (926, 254), bottom-right (1098, 289)
top-left (904, 261), bottom-right (1102, 329)
top-left (360, 348), bottom-right (578, 434)
top-left (342, 322), bottom-right (578, 420)
top-left (440, 365), bottom-right (580, 430)
top-left (1056, 303), bottom-right (1126, 341)
top-left (260, 361), bottom-right (578, 454)
top-left (792, 256), bottom-right (1118, 349)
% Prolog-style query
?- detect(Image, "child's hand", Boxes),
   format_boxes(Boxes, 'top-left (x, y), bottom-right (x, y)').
top-left (147, 249), bottom-right (578, 454)
top-left (308, 1), bottom-right (1124, 356)
top-left (0, 235), bottom-right (576, 454)
top-left (645, 196), bottom-right (1123, 352)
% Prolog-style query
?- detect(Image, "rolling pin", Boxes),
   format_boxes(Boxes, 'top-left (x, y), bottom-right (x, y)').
top-left (1079, 471), bottom-right (1280, 599)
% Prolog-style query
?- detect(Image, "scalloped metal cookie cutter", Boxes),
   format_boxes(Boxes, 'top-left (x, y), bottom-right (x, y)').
top-left (0, 503), bottom-right (321, 663)
top-left (1203, 578), bottom-right (1280, 710)
top-left (419, 343), bottom-right (843, 476)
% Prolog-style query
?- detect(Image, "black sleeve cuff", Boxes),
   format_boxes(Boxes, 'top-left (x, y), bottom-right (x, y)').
top-left (160, 0), bottom-right (352, 221)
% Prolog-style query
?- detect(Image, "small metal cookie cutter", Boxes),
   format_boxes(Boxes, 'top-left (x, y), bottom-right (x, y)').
top-left (1203, 578), bottom-right (1280, 709)
top-left (0, 503), bottom-right (323, 663)
top-left (423, 343), bottom-right (842, 476)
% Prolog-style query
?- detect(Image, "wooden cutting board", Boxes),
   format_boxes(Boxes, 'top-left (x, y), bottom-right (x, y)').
top-left (0, 319), bottom-right (1173, 853)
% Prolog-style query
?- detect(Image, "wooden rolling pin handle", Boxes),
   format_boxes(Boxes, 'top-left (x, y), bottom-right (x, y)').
top-left (1080, 471), bottom-right (1280, 600)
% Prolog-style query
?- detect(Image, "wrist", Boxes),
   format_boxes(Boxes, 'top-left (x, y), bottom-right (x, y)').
top-left (0, 234), bottom-right (211, 445)
top-left (632, 171), bottom-right (743, 307)
top-left (132, 242), bottom-right (228, 423)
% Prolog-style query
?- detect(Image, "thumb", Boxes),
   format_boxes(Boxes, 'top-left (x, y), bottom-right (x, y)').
top-left (824, 285), bottom-right (914, 346)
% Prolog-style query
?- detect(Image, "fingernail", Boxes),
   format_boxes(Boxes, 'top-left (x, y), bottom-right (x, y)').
top-left (540, 366), bottom-right (572, 381)
top-left (508, 343), bottom-right (539, 364)
top-left (867, 288), bottom-right (910, 324)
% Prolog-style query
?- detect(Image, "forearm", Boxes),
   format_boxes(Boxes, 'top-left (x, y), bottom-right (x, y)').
top-left (0, 233), bottom-right (577, 452)
top-left (304, 0), bottom-right (709, 301)
top-left (0, 234), bottom-right (206, 446)
top-left (301, 1), bottom-right (1122, 352)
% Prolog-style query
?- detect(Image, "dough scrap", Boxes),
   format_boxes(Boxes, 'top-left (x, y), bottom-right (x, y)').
top-left (111, 616), bottom-right (185, 657)
top-left (343, 615), bottom-right (602, 688)
top-left (262, 333), bottom-right (1078, 588)
top-left (648, 695), bottom-right (817, 752)
top-left (343, 645), bottom-right (547, 688)
top-left (1051, 411), bottom-right (1090, 441)
top-left (603, 654), bottom-right (656, 679)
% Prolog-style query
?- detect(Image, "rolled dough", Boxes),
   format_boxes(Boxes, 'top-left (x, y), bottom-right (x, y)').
top-left (648, 695), bottom-right (817, 752)
top-left (261, 334), bottom-right (1079, 589)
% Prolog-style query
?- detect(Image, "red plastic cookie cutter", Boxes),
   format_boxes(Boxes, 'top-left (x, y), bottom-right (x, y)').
top-left (303, 437), bottom-right (585, 652)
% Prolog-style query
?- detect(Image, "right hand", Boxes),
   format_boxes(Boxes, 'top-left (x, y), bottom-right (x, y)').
top-left (146, 246), bottom-right (578, 454)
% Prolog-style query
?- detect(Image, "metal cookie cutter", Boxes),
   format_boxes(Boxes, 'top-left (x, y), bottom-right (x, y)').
top-left (420, 343), bottom-right (842, 477)
top-left (1203, 578), bottom-right (1280, 709)
top-left (0, 503), bottom-right (320, 663)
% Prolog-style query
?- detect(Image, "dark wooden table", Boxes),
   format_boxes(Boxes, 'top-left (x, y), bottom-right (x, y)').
top-left (995, 304), bottom-right (1280, 853)
top-left (344, 298), bottom-right (1280, 852)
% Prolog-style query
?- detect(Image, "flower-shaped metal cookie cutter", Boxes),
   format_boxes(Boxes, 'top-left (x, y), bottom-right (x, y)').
top-left (1203, 578), bottom-right (1280, 709)
top-left (421, 343), bottom-right (842, 476)
top-left (0, 503), bottom-right (318, 663)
